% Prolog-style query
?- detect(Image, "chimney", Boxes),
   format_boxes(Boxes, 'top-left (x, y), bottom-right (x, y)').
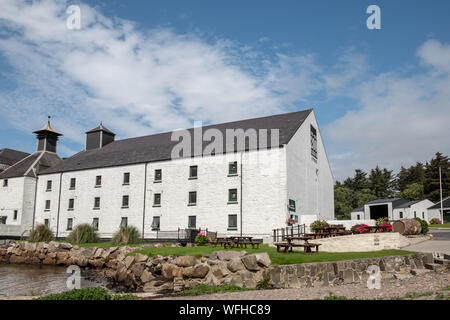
top-left (85, 123), bottom-right (115, 150)
top-left (33, 116), bottom-right (63, 153)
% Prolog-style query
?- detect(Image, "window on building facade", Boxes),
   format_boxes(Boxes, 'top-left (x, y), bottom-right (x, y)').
top-left (123, 172), bottom-right (130, 185)
top-left (422, 212), bottom-right (425, 219)
top-left (290, 214), bottom-right (299, 223)
top-left (310, 125), bottom-right (318, 162)
top-left (189, 165), bottom-right (198, 179)
top-left (70, 178), bottom-right (76, 190)
top-left (68, 198), bottom-right (74, 210)
top-left (2, 179), bottom-right (7, 187)
top-left (228, 162), bottom-right (238, 175)
top-left (92, 218), bottom-right (99, 230)
top-left (45, 200), bottom-right (51, 211)
top-left (120, 217), bottom-right (128, 228)
top-left (153, 193), bottom-right (161, 206)
top-left (188, 216), bottom-right (196, 229)
top-left (13, 210), bottom-right (18, 220)
top-left (154, 169), bottom-right (162, 182)
top-left (399, 212), bottom-right (403, 219)
top-left (46, 180), bottom-right (52, 191)
top-left (228, 215), bottom-right (237, 230)
top-left (67, 218), bottom-right (73, 231)
top-left (95, 175), bottom-right (102, 187)
top-left (414, 211), bottom-right (416, 218)
top-left (0, 216), bottom-right (6, 224)
top-left (94, 197), bottom-right (100, 209)
top-left (44, 219), bottom-right (49, 227)
top-left (188, 191), bottom-right (197, 205)
top-left (151, 216), bottom-right (160, 231)
top-left (122, 195), bottom-right (129, 208)
top-left (228, 189), bottom-right (238, 203)
top-left (357, 214), bottom-right (360, 220)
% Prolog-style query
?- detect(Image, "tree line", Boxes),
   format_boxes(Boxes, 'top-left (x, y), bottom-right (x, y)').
top-left (334, 152), bottom-right (449, 220)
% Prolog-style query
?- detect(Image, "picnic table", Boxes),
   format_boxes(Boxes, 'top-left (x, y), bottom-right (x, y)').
top-left (274, 235), bottom-right (321, 254)
top-left (213, 236), bottom-right (262, 249)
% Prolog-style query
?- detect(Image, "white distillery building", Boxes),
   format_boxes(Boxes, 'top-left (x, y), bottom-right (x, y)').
top-left (351, 198), bottom-right (438, 223)
top-left (0, 109), bottom-right (334, 240)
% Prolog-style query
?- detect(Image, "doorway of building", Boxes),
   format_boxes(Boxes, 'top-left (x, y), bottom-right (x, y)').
top-left (369, 204), bottom-right (388, 220)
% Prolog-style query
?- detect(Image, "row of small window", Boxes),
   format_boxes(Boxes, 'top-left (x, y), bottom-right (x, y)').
top-left (0, 211), bottom-right (19, 222)
top-left (44, 188), bottom-right (239, 211)
top-left (65, 215), bottom-right (239, 232)
top-left (44, 162), bottom-right (239, 192)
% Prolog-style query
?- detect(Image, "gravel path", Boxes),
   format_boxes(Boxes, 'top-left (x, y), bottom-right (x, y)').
top-left (157, 271), bottom-right (450, 300)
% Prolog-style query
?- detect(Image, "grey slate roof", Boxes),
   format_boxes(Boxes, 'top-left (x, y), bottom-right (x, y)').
top-left (86, 124), bottom-right (115, 135)
top-left (428, 197), bottom-right (450, 210)
top-left (0, 152), bottom-right (62, 179)
top-left (395, 200), bottom-right (421, 209)
top-left (0, 148), bottom-right (30, 166)
top-left (351, 207), bottom-right (364, 212)
top-left (366, 198), bottom-right (410, 208)
top-left (41, 109), bottom-right (313, 175)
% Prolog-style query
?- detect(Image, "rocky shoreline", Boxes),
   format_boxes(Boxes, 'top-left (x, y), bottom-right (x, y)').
top-left (0, 241), bottom-right (446, 294)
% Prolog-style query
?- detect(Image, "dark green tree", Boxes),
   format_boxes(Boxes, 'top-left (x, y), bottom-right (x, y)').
top-left (368, 166), bottom-right (395, 198)
top-left (424, 152), bottom-right (449, 202)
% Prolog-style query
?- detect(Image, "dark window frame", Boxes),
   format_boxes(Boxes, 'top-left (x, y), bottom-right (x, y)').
top-left (154, 169), bottom-right (162, 182)
top-left (310, 124), bottom-right (318, 162)
top-left (151, 216), bottom-right (160, 231)
top-left (68, 198), bottom-right (74, 210)
top-left (188, 216), bottom-right (196, 229)
top-left (46, 180), bottom-right (52, 191)
top-left (189, 165), bottom-right (198, 179)
top-left (122, 195), bottom-right (129, 208)
top-left (123, 172), bottom-right (130, 185)
top-left (95, 175), bottom-right (102, 187)
top-left (13, 210), bottom-right (18, 220)
top-left (153, 193), bottom-right (161, 207)
top-left (228, 188), bottom-right (238, 203)
top-left (94, 197), bottom-right (101, 209)
top-left (92, 218), bottom-right (99, 230)
top-left (45, 200), bottom-right (51, 211)
top-left (120, 217), bottom-right (128, 228)
top-left (69, 178), bottom-right (76, 190)
top-left (188, 191), bottom-right (197, 206)
top-left (228, 161), bottom-right (238, 176)
top-left (3, 179), bottom-right (8, 187)
top-left (228, 214), bottom-right (238, 230)
top-left (67, 218), bottom-right (73, 231)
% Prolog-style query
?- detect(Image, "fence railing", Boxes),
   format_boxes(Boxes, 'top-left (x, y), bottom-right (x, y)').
top-left (272, 224), bottom-right (306, 242)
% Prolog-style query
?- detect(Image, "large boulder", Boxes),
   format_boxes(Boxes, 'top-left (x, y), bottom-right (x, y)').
top-left (134, 253), bottom-right (149, 263)
top-left (183, 264), bottom-right (210, 278)
top-left (140, 269), bottom-right (155, 283)
top-left (176, 256), bottom-right (197, 267)
top-left (227, 258), bottom-right (245, 272)
top-left (214, 251), bottom-right (247, 261)
top-left (241, 255), bottom-right (260, 271)
top-left (162, 263), bottom-right (183, 279)
top-left (254, 253), bottom-right (271, 268)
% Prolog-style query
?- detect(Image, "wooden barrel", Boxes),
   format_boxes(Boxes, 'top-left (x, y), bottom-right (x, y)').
top-left (392, 219), bottom-right (422, 235)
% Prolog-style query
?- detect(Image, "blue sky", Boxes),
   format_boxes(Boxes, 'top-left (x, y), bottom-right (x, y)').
top-left (0, 0), bottom-right (449, 180)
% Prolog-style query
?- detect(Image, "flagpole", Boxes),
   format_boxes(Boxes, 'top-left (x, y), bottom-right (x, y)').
top-left (439, 167), bottom-right (444, 224)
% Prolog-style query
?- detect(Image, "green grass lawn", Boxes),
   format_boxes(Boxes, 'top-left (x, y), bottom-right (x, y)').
top-left (430, 223), bottom-right (450, 228)
top-left (129, 244), bottom-right (414, 265)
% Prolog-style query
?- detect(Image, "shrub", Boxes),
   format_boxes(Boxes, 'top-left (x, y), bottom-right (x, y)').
top-left (66, 224), bottom-right (99, 244)
top-left (28, 224), bottom-right (54, 242)
top-left (310, 220), bottom-right (329, 233)
top-left (378, 221), bottom-right (392, 232)
top-left (376, 217), bottom-right (389, 226)
top-left (430, 218), bottom-right (441, 225)
top-left (195, 232), bottom-right (209, 246)
top-left (37, 287), bottom-right (135, 300)
top-left (111, 226), bottom-right (142, 245)
top-left (414, 218), bottom-right (429, 234)
top-left (351, 224), bottom-right (369, 234)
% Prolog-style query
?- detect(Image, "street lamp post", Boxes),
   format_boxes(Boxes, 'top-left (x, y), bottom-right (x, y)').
top-left (439, 167), bottom-right (444, 224)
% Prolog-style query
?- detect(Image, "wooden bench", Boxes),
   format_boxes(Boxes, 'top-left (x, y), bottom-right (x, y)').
top-left (250, 239), bottom-right (263, 249)
top-left (296, 243), bottom-right (321, 254)
top-left (274, 242), bottom-right (305, 253)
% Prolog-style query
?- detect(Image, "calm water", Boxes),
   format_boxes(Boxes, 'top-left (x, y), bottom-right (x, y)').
top-left (0, 264), bottom-right (107, 297)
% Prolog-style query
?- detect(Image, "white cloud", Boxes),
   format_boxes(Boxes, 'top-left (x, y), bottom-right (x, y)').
top-left (325, 40), bottom-right (450, 181)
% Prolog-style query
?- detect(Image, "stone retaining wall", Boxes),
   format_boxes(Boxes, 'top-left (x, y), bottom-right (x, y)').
top-left (0, 241), bottom-right (437, 293)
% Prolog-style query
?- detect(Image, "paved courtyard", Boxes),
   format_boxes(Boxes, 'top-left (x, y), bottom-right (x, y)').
top-left (403, 229), bottom-right (450, 255)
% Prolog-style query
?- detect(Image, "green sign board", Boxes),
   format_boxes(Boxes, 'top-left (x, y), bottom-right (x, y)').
top-left (288, 199), bottom-right (296, 212)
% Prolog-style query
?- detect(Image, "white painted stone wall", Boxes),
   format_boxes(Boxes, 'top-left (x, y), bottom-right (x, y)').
top-left (286, 111), bottom-right (334, 222)
top-left (307, 232), bottom-right (402, 252)
top-left (392, 199), bottom-right (436, 222)
top-left (0, 176), bottom-right (36, 236)
top-left (427, 208), bottom-right (443, 222)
